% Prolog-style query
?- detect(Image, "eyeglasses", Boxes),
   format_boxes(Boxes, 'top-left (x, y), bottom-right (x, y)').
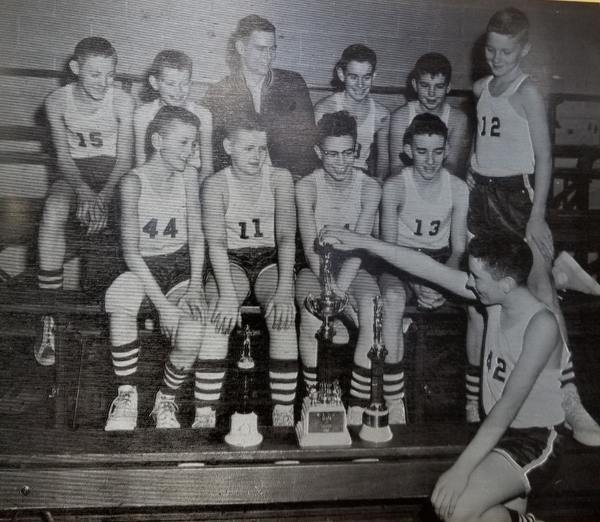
top-left (320, 148), bottom-right (355, 159)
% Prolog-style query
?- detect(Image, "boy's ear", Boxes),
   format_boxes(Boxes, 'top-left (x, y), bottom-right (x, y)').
top-left (69, 60), bottom-right (80, 77)
top-left (403, 143), bottom-right (413, 159)
top-left (150, 132), bottom-right (162, 152)
top-left (148, 74), bottom-right (159, 91)
top-left (234, 39), bottom-right (245, 57)
top-left (445, 81), bottom-right (452, 95)
top-left (336, 67), bottom-right (345, 85)
top-left (411, 78), bottom-right (418, 93)
top-left (501, 276), bottom-right (516, 293)
top-left (521, 42), bottom-right (531, 58)
top-left (223, 137), bottom-right (232, 156)
top-left (314, 144), bottom-right (323, 161)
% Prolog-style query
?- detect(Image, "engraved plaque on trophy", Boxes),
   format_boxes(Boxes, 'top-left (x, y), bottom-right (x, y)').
top-left (225, 325), bottom-right (263, 447)
top-left (296, 243), bottom-right (352, 448)
top-left (359, 296), bottom-right (393, 443)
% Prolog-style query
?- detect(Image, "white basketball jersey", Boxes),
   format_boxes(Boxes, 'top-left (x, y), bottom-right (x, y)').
top-left (65, 83), bottom-right (118, 159)
top-left (334, 92), bottom-right (375, 170)
top-left (224, 165), bottom-right (276, 250)
top-left (313, 167), bottom-right (363, 233)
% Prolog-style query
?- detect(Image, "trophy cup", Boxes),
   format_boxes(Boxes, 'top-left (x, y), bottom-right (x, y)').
top-left (296, 243), bottom-right (352, 448)
top-left (225, 325), bottom-right (263, 447)
top-left (359, 296), bottom-right (393, 443)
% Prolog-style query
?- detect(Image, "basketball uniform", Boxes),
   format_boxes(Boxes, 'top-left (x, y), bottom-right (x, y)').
top-left (334, 92), bottom-right (375, 172)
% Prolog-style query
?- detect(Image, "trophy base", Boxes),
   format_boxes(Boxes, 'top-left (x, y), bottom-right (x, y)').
top-left (225, 412), bottom-right (263, 447)
top-left (359, 408), bottom-right (393, 443)
top-left (295, 397), bottom-right (352, 448)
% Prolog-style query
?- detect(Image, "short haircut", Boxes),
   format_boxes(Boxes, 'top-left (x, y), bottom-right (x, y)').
top-left (468, 232), bottom-right (532, 286)
top-left (331, 44), bottom-right (377, 90)
top-left (147, 106), bottom-right (200, 147)
top-left (486, 7), bottom-right (530, 44)
top-left (403, 113), bottom-right (448, 147)
top-left (150, 50), bottom-right (193, 79)
top-left (316, 111), bottom-right (357, 147)
top-left (224, 113), bottom-right (267, 140)
top-left (413, 52), bottom-right (452, 84)
top-left (74, 37), bottom-right (117, 63)
top-left (233, 14), bottom-right (276, 42)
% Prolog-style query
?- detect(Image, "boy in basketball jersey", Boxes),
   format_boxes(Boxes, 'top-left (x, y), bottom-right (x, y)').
top-left (104, 106), bottom-right (207, 431)
top-left (468, 7), bottom-right (600, 445)
top-left (201, 114), bottom-right (298, 427)
top-left (379, 113), bottom-right (469, 423)
top-left (295, 110), bottom-right (381, 425)
top-left (322, 226), bottom-right (567, 522)
top-left (35, 37), bottom-right (134, 366)
top-left (390, 53), bottom-right (470, 179)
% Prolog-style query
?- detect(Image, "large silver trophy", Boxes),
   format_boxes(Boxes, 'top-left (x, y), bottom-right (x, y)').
top-left (225, 325), bottom-right (263, 447)
top-left (359, 296), bottom-right (393, 443)
top-left (296, 243), bottom-right (352, 447)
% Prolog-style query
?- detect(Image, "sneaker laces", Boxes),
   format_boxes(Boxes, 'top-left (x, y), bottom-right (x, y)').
top-left (109, 391), bottom-right (136, 418)
top-left (152, 395), bottom-right (178, 424)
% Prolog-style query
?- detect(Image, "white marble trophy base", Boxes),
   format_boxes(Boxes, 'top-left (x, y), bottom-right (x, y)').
top-left (295, 397), bottom-right (352, 448)
top-left (225, 412), bottom-right (263, 447)
top-left (359, 408), bottom-right (393, 443)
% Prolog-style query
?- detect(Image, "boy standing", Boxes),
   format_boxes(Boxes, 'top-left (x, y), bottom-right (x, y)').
top-left (35, 37), bottom-right (134, 366)
top-left (379, 113), bottom-right (469, 423)
top-left (322, 226), bottom-right (568, 522)
top-left (468, 7), bottom-right (600, 445)
top-left (390, 53), bottom-right (470, 179)
top-left (295, 111), bottom-right (381, 425)
top-left (104, 106), bottom-right (207, 431)
top-left (201, 114), bottom-right (298, 427)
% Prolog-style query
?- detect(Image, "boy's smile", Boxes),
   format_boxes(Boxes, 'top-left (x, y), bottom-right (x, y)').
top-left (316, 135), bottom-right (356, 181)
top-left (406, 134), bottom-right (446, 181)
top-left (226, 129), bottom-right (268, 177)
top-left (340, 61), bottom-right (374, 103)
top-left (75, 55), bottom-right (116, 101)
top-left (412, 73), bottom-right (449, 112)
top-left (485, 32), bottom-right (529, 79)
top-left (152, 67), bottom-right (192, 107)
top-left (158, 121), bottom-right (197, 172)
top-left (466, 256), bottom-right (504, 306)
top-left (239, 31), bottom-right (277, 78)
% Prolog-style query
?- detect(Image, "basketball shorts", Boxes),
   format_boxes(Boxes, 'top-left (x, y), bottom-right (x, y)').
top-left (467, 171), bottom-right (534, 240)
top-left (493, 424), bottom-right (566, 495)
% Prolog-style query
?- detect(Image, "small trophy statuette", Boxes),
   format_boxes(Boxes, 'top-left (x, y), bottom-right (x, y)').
top-left (296, 243), bottom-right (352, 448)
top-left (225, 325), bottom-right (263, 447)
top-left (359, 296), bottom-right (393, 443)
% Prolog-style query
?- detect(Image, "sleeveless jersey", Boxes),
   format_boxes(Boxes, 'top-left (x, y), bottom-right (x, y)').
top-left (396, 166), bottom-right (452, 249)
top-left (483, 302), bottom-right (568, 429)
top-left (135, 169), bottom-right (188, 257)
top-left (471, 74), bottom-right (535, 176)
top-left (334, 92), bottom-right (375, 170)
top-left (407, 100), bottom-right (451, 126)
top-left (225, 165), bottom-right (276, 250)
top-left (65, 83), bottom-right (118, 159)
top-left (138, 99), bottom-right (202, 169)
top-left (314, 167), bottom-right (363, 232)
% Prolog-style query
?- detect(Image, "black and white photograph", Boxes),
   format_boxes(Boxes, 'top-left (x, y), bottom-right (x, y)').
top-left (0, 0), bottom-right (599, 520)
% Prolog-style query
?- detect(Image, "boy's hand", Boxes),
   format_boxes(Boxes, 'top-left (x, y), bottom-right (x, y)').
top-left (526, 216), bottom-right (554, 263)
top-left (178, 286), bottom-right (208, 323)
top-left (414, 284), bottom-right (445, 310)
top-left (75, 184), bottom-right (97, 227)
top-left (265, 289), bottom-right (296, 331)
top-left (465, 170), bottom-right (476, 191)
top-left (158, 302), bottom-right (184, 343)
top-left (320, 226), bottom-right (367, 252)
top-left (209, 294), bottom-right (241, 335)
top-left (431, 466), bottom-right (469, 521)
top-left (97, 185), bottom-right (116, 213)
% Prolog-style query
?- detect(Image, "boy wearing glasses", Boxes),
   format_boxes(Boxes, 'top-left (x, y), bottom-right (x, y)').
top-left (295, 110), bottom-right (381, 425)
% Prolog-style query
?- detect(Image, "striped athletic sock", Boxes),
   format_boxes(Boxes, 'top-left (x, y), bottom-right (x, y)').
top-left (383, 361), bottom-right (405, 402)
top-left (465, 364), bottom-right (481, 403)
top-left (194, 360), bottom-right (226, 410)
top-left (38, 268), bottom-right (63, 291)
top-left (349, 363), bottom-right (371, 407)
top-left (160, 359), bottom-right (189, 397)
top-left (110, 339), bottom-right (140, 387)
top-left (270, 359), bottom-right (298, 407)
top-left (301, 364), bottom-right (318, 394)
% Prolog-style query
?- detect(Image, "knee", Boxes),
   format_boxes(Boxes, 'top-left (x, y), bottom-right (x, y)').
top-left (382, 284), bottom-right (407, 314)
top-left (174, 318), bottom-right (204, 362)
top-left (105, 273), bottom-right (145, 316)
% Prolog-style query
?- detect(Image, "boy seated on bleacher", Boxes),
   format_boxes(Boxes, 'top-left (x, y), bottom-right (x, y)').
top-left (104, 106), bottom-right (207, 431)
top-left (379, 113), bottom-right (468, 423)
top-left (35, 37), bottom-right (134, 366)
top-left (201, 114), bottom-right (298, 427)
top-left (295, 110), bottom-right (382, 426)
